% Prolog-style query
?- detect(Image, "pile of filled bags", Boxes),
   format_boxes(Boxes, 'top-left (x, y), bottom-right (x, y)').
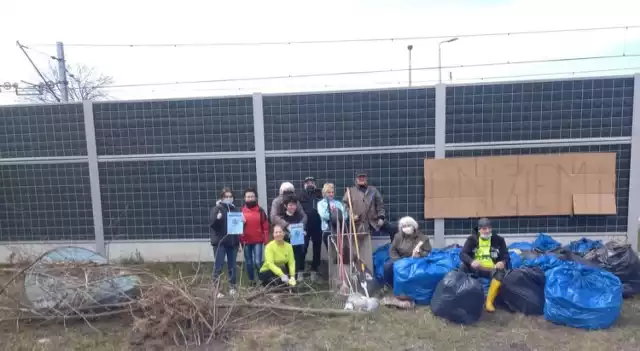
top-left (372, 233), bottom-right (637, 330)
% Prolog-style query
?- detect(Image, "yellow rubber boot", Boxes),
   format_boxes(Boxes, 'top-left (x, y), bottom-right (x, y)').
top-left (485, 279), bottom-right (501, 313)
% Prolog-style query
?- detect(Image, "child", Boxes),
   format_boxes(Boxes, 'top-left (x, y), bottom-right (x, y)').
top-left (279, 194), bottom-right (306, 282)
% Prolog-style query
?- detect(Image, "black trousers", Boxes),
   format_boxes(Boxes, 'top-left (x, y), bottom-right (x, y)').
top-left (259, 266), bottom-right (290, 287)
top-left (304, 230), bottom-right (323, 272)
top-left (461, 263), bottom-right (506, 281)
top-left (383, 260), bottom-right (396, 287)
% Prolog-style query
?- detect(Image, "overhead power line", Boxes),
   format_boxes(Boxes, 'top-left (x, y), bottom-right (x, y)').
top-left (27, 25), bottom-right (639, 48)
top-left (97, 53), bottom-right (640, 89)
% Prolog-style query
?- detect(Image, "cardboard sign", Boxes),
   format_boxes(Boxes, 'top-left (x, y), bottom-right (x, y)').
top-left (424, 153), bottom-right (617, 219)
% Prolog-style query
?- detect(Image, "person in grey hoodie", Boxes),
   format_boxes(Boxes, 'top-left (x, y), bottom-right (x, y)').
top-left (270, 182), bottom-right (307, 230)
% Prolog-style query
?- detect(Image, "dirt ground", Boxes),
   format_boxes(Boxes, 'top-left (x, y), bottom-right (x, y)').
top-left (2, 263), bottom-right (640, 351)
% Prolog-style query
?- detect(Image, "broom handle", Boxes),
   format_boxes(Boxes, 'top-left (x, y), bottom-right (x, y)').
top-left (345, 188), bottom-right (361, 260)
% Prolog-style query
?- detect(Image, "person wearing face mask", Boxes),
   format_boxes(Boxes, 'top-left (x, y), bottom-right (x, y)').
top-left (460, 218), bottom-right (510, 313)
top-left (383, 216), bottom-right (432, 287)
top-left (260, 224), bottom-right (297, 287)
top-left (279, 194), bottom-right (307, 282)
top-left (209, 187), bottom-right (241, 296)
top-left (297, 177), bottom-right (323, 281)
top-left (343, 171), bottom-right (386, 235)
top-left (270, 182), bottom-right (307, 231)
top-left (240, 188), bottom-right (270, 286)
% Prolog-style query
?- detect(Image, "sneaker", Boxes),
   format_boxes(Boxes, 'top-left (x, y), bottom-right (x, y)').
top-left (296, 272), bottom-right (304, 282)
top-left (216, 292), bottom-right (225, 298)
top-left (310, 271), bottom-right (319, 282)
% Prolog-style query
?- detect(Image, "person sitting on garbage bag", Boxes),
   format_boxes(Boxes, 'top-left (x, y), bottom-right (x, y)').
top-left (383, 216), bottom-right (432, 287)
top-left (460, 218), bottom-right (510, 313)
top-left (259, 224), bottom-right (297, 287)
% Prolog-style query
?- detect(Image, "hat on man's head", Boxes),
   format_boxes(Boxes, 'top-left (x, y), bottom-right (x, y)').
top-left (355, 171), bottom-right (368, 177)
top-left (304, 176), bottom-right (315, 182)
top-left (478, 218), bottom-right (492, 228)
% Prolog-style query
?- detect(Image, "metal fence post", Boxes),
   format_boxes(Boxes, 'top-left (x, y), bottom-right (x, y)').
top-left (252, 93), bottom-right (269, 211)
top-left (628, 74), bottom-right (640, 250)
top-left (83, 101), bottom-right (105, 255)
top-left (434, 84), bottom-right (446, 248)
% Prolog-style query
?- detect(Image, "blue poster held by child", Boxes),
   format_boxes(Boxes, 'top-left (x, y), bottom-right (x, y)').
top-left (226, 212), bottom-right (244, 235)
top-left (289, 223), bottom-right (305, 246)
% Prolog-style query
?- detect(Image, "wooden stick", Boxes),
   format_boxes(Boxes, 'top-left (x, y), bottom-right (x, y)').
top-left (345, 188), bottom-right (361, 260)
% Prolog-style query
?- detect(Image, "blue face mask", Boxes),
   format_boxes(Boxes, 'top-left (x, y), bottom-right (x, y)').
top-left (222, 198), bottom-right (234, 205)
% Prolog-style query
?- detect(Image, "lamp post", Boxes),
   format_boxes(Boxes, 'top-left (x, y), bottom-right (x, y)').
top-left (438, 37), bottom-right (459, 83)
top-left (407, 45), bottom-right (414, 87)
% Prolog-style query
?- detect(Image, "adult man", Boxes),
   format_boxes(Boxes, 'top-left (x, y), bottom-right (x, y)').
top-left (459, 218), bottom-right (510, 313)
top-left (297, 177), bottom-right (323, 281)
top-left (343, 171), bottom-right (386, 235)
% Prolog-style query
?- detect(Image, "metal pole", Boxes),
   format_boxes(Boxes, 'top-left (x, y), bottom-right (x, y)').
top-left (438, 43), bottom-right (443, 84)
top-left (56, 42), bottom-right (69, 102)
top-left (408, 45), bottom-right (413, 87)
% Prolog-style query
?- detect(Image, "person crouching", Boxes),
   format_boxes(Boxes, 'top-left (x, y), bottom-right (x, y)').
top-left (383, 216), bottom-right (432, 287)
top-left (259, 224), bottom-right (297, 287)
top-left (460, 218), bottom-right (510, 312)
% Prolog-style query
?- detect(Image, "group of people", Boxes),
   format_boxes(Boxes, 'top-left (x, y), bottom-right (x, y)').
top-left (209, 171), bottom-right (390, 296)
top-left (209, 171), bottom-right (510, 313)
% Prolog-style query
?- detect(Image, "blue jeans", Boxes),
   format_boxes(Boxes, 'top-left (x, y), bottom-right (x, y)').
top-left (213, 245), bottom-right (238, 286)
top-left (243, 243), bottom-right (264, 281)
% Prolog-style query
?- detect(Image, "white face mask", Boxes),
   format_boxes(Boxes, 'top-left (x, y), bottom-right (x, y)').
top-left (401, 226), bottom-right (415, 235)
top-left (480, 232), bottom-right (492, 239)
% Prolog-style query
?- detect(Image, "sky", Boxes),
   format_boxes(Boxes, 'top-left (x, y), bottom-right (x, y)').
top-left (0, 0), bottom-right (639, 105)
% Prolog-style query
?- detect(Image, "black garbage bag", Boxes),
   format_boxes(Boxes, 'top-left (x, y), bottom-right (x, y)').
top-left (585, 241), bottom-right (640, 297)
top-left (431, 271), bottom-right (484, 325)
top-left (496, 267), bottom-right (545, 315)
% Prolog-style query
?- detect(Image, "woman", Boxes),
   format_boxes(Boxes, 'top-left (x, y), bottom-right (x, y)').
top-left (259, 224), bottom-right (297, 287)
top-left (209, 188), bottom-right (241, 296)
top-left (383, 216), bottom-right (432, 287)
top-left (240, 188), bottom-right (269, 285)
top-left (270, 182), bottom-right (307, 229)
top-left (278, 195), bottom-right (306, 281)
top-left (317, 183), bottom-right (348, 250)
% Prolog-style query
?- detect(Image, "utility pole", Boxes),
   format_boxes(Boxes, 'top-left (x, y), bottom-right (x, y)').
top-left (56, 42), bottom-right (69, 101)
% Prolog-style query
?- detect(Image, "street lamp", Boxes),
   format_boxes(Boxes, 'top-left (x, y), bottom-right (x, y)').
top-left (438, 37), bottom-right (459, 83)
top-left (407, 45), bottom-right (414, 87)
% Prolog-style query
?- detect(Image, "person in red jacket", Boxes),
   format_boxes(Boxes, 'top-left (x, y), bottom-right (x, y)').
top-left (241, 188), bottom-right (270, 285)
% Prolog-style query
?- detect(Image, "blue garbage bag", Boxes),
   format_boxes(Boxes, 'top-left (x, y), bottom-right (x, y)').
top-left (372, 243), bottom-right (391, 284)
top-left (566, 238), bottom-right (603, 257)
top-left (393, 251), bottom-right (459, 305)
top-left (522, 254), bottom-right (566, 272)
top-left (544, 262), bottom-right (622, 330)
top-left (509, 250), bottom-right (524, 269)
top-left (533, 233), bottom-right (561, 253)
top-left (509, 242), bottom-right (534, 251)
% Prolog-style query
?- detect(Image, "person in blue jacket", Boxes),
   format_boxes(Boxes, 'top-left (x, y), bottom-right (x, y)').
top-left (317, 183), bottom-right (348, 252)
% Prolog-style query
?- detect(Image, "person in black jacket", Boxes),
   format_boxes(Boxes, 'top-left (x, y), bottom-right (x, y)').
top-left (210, 187), bottom-right (242, 297)
top-left (459, 218), bottom-right (509, 313)
top-left (297, 176), bottom-right (323, 281)
top-left (279, 194), bottom-right (307, 282)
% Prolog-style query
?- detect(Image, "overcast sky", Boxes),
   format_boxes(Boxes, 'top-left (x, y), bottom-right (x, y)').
top-left (1, 0), bottom-right (639, 105)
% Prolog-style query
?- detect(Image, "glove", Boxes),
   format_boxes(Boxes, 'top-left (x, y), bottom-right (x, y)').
top-left (377, 219), bottom-right (384, 227)
top-left (280, 274), bottom-right (290, 284)
top-left (289, 278), bottom-right (297, 287)
top-left (216, 213), bottom-right (223, 220)
top-left (329, 203), bottom-right (336, 210)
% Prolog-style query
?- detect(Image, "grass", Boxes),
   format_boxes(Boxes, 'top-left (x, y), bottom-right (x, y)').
top-left (2, 262), bottom-right (640, 351)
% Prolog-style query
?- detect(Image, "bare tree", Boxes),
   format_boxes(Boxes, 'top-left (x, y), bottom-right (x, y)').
top-left (23, 64), bottom-right (114, 103)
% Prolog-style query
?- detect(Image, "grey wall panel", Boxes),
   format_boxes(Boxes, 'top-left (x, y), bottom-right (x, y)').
top-left (0, 163), bottom-right (93, 241)
top-left (0, 104), bottom-right (86, 158)
top-left (93, 97), bottom-right (254, 156)
top-left (99, 158), bottom-right (256, 241)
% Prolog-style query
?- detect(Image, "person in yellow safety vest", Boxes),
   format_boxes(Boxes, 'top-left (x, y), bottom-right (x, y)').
top-left (459, 218), bottom-right (510, 313)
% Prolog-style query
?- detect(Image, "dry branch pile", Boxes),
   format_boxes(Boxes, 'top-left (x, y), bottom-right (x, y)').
top-left (0, 253), bottom-right (364, 349)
